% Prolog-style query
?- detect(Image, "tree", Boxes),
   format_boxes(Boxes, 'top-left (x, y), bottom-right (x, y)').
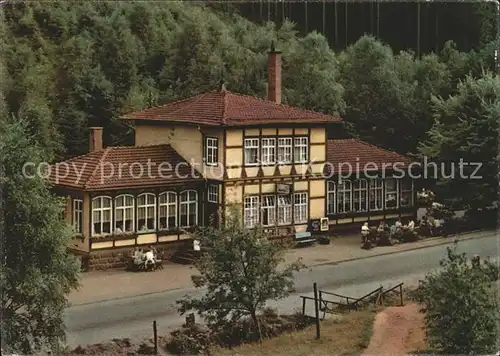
top-left (412, 244), bottom-right (499, 354)
top-left (177, 207), bottom-right (303, 340)
top-left (338, 36), bottom-right (418, 154)
top-left (418, 72), bottom-right (499, 209)
top-left (283, 31), bottom-right (345, 117)
top-left (0, 118), bottom-right (80, 353)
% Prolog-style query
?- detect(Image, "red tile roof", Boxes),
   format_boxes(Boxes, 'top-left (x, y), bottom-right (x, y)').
top-left (120, 89), bottom-right (342, 126)
top-left (48, 145), bottom-right (203, 191)
top-left (325, 139), bottom-right (412, 176)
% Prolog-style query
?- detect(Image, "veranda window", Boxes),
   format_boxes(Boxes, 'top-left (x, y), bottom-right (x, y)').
top-left (337, 180), bottom-right (352, 213)
top-left (115, 195), bottom-right (134, 233)
top-left (179, 190), bottom-right (198, 227)
top-left (277, 137), bottom-right (292, 164)
top-left (137, 193), bottom-right (156, 232)
top-left (327, 181), bottom-right (336, 215)
top-left (261, 195), bottom-right (276, 226)
top-left (244, 138), bottom-right (259, 165)
top-left (244, 196), bottom-right (259, 228)
top-left (159, 192), bottom-right (177, 230)
top-left (277, 195), bottom-right (292, 225)
top-left (92, 196), bottom-right (112, 236)
top-left (385, 178), bottom-right (398, 209)
top-left (73, 199), bottom-right (83, 234)
top-left (369, 179), bottom-right (383, 211)
top-left (293, 192), bottom-right (308, 223)
top-left (353, 179), bottom-right (368, 212)
top-left (400, 179), bottom-right (413, 207)
top-left (261, 138), bottom-right (276, 165)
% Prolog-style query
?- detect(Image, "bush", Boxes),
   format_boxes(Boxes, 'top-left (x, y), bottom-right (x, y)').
top-left (166, 309), bottom-right (314, 354)
top-left (464, 208), bottom-right (497, 230)
top-left (401, 229), bottom-right (419, 243)
top-left (412, 244), bottom-right (499, 354)
top-left (377, 230), bottom-right (392, 246)
top-left (166, 325), bottom-right (211, 355)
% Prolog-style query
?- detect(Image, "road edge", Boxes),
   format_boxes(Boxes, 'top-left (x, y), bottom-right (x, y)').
top-left (310, 229), bottom-right (494, 268)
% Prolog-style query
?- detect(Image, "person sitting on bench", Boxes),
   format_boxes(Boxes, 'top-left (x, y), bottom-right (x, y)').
top-left (361, 222), bottom-right (370, 243)
top-left (144, 247), bottom-right (155, 270)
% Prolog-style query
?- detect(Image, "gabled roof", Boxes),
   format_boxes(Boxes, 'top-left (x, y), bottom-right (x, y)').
top-left (325, 139), bottom-right (412, 176)
top-left (120, 89), bottom-right (342, 126)
top-left (48, 145), bottom-right (203, 191)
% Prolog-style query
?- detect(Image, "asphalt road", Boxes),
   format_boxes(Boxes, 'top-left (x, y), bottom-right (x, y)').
top-left (65, 233), bottom-right (498, 347)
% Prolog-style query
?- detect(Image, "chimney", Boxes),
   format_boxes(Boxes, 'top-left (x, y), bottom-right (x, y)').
top-left (89, 127), bottom-right (103, 152)
top-left (267, 41), bottom-right (282, 104)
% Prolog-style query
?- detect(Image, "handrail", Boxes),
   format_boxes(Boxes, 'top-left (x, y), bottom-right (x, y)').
top-left (319, 290), bottom-right (352, 299)
top-left (381, 282), bottom-right (403, 296)
top-left (352, 286), bottom-right (383, 304)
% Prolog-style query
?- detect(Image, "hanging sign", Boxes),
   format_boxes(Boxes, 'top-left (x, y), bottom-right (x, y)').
top-left (276, 183), bottom-right (291, 195)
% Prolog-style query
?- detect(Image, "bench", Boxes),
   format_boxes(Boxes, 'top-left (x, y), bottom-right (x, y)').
top-left (295, 231), bottom-right (316, 246)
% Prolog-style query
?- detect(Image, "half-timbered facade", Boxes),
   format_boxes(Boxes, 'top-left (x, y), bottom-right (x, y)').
top-left (50, 43), bottom-right (416, 269)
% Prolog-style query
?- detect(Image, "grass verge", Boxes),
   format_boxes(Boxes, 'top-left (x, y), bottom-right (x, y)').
top-left (211, 308), bottom-right (379, 356)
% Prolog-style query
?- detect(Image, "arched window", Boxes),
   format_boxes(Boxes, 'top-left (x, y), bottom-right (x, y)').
top-left (159, 192), bottom-right (177, 230)
top-left (337, 180), bottom-right (352, 213)
top-left (400, 179), bottom-right (413, 207)
top-left (179, 190), bottom-right (198, 227)
top-left (137, 193), bottom-right (156, 232)
top-left (327, 181), bottom-right (336, 215)
top-left (92, 196), bottom-right (112, 236)
top-left (385, 178), bottom-right (398, 209)
top-left (353, 179), bottom-right (368, 212)
top-left (369, 179), bottom-right (383, 211)
top-left (115, 194), bottom-right (134, 233)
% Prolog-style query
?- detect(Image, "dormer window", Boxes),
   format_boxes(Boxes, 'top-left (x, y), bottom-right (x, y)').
top-left (205, 137), bottom-right (218, 166)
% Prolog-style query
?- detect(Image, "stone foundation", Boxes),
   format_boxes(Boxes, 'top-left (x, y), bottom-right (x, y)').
top-left (88, 241), bottom-right (186, 271)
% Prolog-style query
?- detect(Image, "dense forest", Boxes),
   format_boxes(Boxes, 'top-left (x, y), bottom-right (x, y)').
top-left (1, 0), bottom-right (498, 208)
top-left (231, 1), bottom-right (499, 54)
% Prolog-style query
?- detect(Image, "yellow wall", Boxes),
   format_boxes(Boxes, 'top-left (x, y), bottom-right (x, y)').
top-left (309, 180), bottom-right (325, 198)
top-left (310, 128), bottom-right (326, 143)
top-left (135, 124), bottom-right (223, 180)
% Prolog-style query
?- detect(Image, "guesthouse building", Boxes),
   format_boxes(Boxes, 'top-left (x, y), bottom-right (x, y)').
top-left (50, 44), bottom-right (415, 270)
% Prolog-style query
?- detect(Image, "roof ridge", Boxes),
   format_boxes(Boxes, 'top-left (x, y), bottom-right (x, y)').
top-left (225, 90), bottom-right (341, 120)
top-left (84, 147), bottom-right (112, 190)
top-left (52, 149), bottom-right (102, 165)
top-left (329, 138), bottom-right (410, 160)
top-left (121, 91), bottom-right (210, 119)
top-left (105, 143), bottom-right (172, 150)
top-left (351, 138), bottom-right (407, 158)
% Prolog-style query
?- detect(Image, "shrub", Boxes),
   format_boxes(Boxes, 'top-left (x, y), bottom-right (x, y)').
top-left (166, 325), bottom-right (211, 355)
top-left (412, 244), bottom-right (499, 354)
top-left (401, 229), bottom-right (419, 243)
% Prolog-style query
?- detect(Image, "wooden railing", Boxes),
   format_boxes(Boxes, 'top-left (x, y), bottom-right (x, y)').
top-left (300, 282), bottom-right (404, 319)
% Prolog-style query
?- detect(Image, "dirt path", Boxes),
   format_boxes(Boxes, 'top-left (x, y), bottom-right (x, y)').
top-left (363, 303), bottom-right (427, 356)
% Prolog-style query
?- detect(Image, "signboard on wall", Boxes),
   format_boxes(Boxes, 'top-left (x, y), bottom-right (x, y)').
top-left (276, 183), bottom-right (291, 195)
top-left (310, 219), bottom-right (321, 232)
top-left (320, 217), bottom-right (329, 231)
